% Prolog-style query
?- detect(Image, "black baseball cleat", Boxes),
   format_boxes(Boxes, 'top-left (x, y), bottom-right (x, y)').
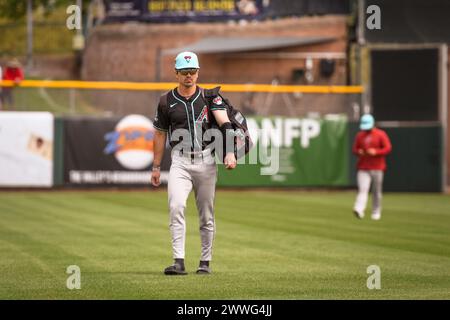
top-left (196, 261), bottom-right (211, 274)
top-left (196, 266), bottom-right (211, 274)
top-left (164, 264), bottom-right (187, 275)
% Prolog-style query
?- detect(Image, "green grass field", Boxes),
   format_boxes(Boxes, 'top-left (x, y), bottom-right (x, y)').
top-left (0, 190), bottom-right (449, 299)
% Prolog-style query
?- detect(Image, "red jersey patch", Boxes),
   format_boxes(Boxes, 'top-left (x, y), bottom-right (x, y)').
top-left (212, 96), bottom-right (222, 105)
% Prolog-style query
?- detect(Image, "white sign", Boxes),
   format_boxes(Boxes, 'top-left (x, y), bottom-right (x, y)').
top-left (247, 117), bottom-right (321, 148)
top-left (0, 112), bottom-right (54, 187)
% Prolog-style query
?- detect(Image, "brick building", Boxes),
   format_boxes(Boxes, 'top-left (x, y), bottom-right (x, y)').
top-left (82, 15), bottom-right (353, 116)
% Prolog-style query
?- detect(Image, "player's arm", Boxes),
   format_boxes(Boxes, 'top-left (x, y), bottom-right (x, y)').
top-left (151, 129), bottom-right (166, 187)
top-left (211, 109), bottom-right (230, 127)
top-left (16, 67), bottom-right (24, 83)
top-left (151, 99), bottom-right (169, 186)
top-left (211, 109), bottom-right (237, 170)
top-left (352, 133), bottom-right (364, 155)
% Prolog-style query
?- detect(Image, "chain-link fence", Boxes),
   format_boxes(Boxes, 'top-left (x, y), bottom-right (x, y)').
top-left (1, 84), bottom-right (363, 121)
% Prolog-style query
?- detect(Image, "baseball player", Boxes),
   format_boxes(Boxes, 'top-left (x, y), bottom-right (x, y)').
top-left (151, 51), bottom-right (237, 275)
top-left (352, 114), bottom-right (392, 220)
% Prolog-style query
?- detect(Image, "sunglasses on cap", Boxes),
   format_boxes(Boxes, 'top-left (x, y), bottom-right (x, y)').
top-left (177, 68), bottom-right (198, 76)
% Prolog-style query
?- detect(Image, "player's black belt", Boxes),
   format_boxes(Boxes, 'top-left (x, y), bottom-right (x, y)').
top-left (179, 148), bottom-right (214, 163)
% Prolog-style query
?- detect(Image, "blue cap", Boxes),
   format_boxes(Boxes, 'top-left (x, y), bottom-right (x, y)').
top-left (175, 51), bottom-right (200, 70)
top-left (360, 114), bottom-right (375, 130)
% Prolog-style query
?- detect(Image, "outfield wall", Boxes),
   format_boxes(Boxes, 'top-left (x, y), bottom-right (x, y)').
top-left (0, 112), bottom-right (444, 192)
top-left (52, 114), bottom-right (351, 188)
top-left (348, 122), bottom-right (444, 192)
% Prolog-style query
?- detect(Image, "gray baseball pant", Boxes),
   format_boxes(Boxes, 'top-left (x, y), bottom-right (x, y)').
top-left (167, 149), bottom-right (217, 261)
top-left (354, 170), bottom-right (384, 216)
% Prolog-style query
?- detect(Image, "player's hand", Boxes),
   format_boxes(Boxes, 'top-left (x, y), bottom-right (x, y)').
top-left (151, 170), bottom-right (161, 187)
top-left (224, 153), bottom-right (237, 170)
top-left (358, 149), bottom-right (365, 155)
top-left (367, 148), bottom-right (377, 156)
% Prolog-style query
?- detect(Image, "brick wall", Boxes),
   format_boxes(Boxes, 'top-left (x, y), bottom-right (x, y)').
top-left (81, 15), bottom-right (351, 116)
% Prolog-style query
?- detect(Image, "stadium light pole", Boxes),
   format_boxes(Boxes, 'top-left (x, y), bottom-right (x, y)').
top-left (26, 0), bottom-right (33, 73)
top-left (156, 46), bottom-right (161, 82)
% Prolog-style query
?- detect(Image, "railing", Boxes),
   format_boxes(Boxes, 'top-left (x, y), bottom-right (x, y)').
top-left (0, 80), bottom-right (364, 119)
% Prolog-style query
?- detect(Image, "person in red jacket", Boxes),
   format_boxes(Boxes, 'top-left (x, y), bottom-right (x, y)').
top-left (1, 58), bottom-right (24, 109)
top-left (352, 114), bottom-right (392, 220)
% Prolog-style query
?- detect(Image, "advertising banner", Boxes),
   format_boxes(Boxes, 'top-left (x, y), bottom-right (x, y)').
top-left (217, 115), bottom-right (350, 187)
top-left (105, 0), bottom-right (266, 22)
top-left (0, 112), bottom-right (54, 187)
top-left (104, 0), bottom-right (351, 23)
top-left (104, 0), bottom-right (144, 21)
top-left (62, 114), bottom-right (348, 187)
top-left (144, 0), bottom-right (264, 22)
top-left (63, 114), bottom-right (171, 186)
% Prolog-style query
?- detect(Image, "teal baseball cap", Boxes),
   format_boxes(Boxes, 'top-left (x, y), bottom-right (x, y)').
top-left (360, 114), bottom-right (375, 130)
top-left (175, 51), bottom-right (200, 70)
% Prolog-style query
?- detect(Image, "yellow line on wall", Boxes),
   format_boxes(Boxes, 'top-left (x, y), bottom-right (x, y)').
top-left (0, 80), bottom-right (363, 94)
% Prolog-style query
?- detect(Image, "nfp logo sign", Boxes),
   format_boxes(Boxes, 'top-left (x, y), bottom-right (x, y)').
top-left (246, 117), bottom-right (321, 148)
top-left (104, 115), bottom-right (155, 170)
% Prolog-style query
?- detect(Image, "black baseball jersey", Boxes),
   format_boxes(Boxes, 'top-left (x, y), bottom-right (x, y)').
top-left (153, 86), bottom-right (226, 150)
